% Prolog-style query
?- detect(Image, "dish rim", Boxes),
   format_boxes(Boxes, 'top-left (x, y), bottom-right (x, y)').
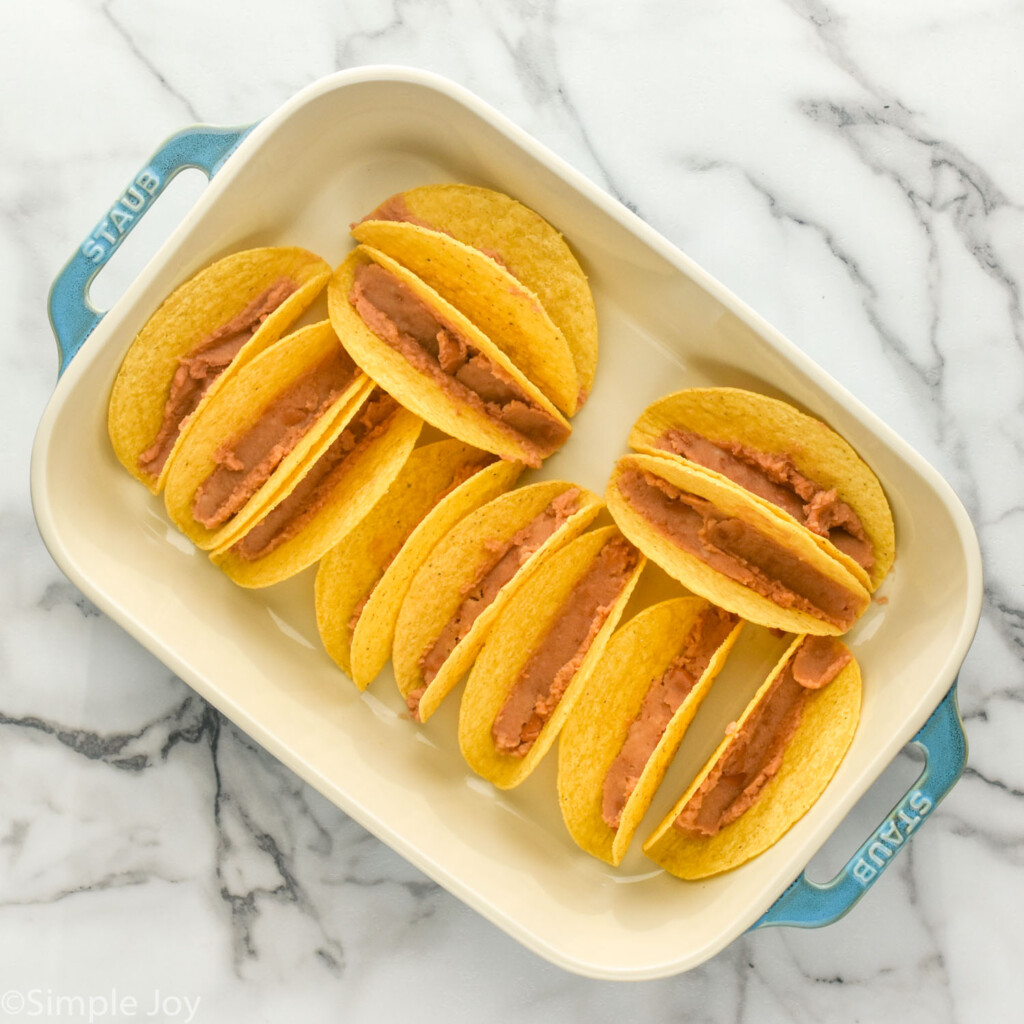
top-left (31, 65), bottom-right (984, 979)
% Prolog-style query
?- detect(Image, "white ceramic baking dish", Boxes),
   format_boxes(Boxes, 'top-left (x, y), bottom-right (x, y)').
top-left (33, 68), bottom-right (982, 979)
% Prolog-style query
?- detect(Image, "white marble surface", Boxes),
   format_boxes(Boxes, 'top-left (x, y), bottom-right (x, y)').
top-left (4, 0), bottom-right (1023, 1019)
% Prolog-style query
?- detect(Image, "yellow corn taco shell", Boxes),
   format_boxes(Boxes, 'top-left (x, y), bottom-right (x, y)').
top-left (357, 184), bottom-right (598, 405)
top-left (607, 453), bottom-right (871, 635)
top-left (163, 321), bottom-right (369, 550)
top-left (644, 636), bottom-right (861, 879)
top-left (315, 442), bottom-right (523, 686)
top-left (630, 388), bottom-right (894, 591)
top-left (557, 598), bottom-right (743, 866)
top-left (459, 525), bottom-right (645, 789)
top-left (327, 246), bottom-right (571, 468)
top-left (393, 481), bottom-right (603, 722)
top-left (108, 246), bottom-right (331, 493)
top-left (352, 219), bottom-right (579, 416)
top-left (210, 393), bottom-right (422, 588)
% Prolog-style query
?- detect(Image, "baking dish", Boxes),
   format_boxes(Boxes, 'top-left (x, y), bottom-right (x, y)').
top-left (34, 67), bottom-right (982, 979)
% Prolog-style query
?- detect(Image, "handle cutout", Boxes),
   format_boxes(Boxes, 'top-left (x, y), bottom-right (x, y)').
top-left (804, 746), bottom-right (923, 883)
top-left (88, 167), bottom-right (208, 313)
top-left (752, 683), bottom-right (965, 930)
top-left (48, 123), bottom-right (254, 375)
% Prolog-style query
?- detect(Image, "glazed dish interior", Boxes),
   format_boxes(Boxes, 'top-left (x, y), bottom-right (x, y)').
top-left (33, 73), bottom-right (980, 978)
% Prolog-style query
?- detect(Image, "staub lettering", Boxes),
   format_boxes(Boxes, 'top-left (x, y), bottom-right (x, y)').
top-left (81, 169), bottom-right (161, 264)
top-left (852, 788), bottom-right (934, 887)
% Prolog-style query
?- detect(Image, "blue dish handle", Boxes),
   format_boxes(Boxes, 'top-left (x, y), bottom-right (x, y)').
top-left (47, 123), bottom-right (256, 376)
top-left (753, 681), bottom-right (966, 929)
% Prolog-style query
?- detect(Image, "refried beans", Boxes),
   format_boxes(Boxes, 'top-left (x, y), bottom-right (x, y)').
top-left (673, 635), bottom-right (852, 836)
top-left (139, 279), bottom-right (297, 478)
top-left (601, 606), bottom-right (739, 830)
top-left (491, 536), bottom-right (639, 758)
top-left (407, 487), bottom-right (582, 719)
top-left (231, 389), bottom-right (398, 561)
top-left (348, 261), bottom-right (568, 467)
top-left (655, 428), bottom-right (874, 572)
top-left (618, 468), bottom-right (862, 630)
top-left (191, 346), bottom-right (359, 531)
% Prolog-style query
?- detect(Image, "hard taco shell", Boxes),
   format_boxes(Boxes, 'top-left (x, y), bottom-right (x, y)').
top-left (162, 321), bottom-right (369, 551)
top-left (358, 184), bottom-right (598, 404)
top-left (458, 525), bottom-right (645, 790)
top-left (643, 635), bottom-right (861, 879)
top-left (630, 388), bottom-right (894, 591)
top-left (108, 246), bottom-right (331, 493)
top-left (392, 480), bottom-right (602, 722)
top-left (607, 453), bottom-right (871, 635)
top-left (328, 246), bottom-right (571, 468)
top-left (209, 397), bottom-right (422, 588)
top-left (352, 218), bottom-right (579, 415)
top-left (557, 598), bottom-right (743, 866)
top-left (315, 442), bottom-right (523, 686)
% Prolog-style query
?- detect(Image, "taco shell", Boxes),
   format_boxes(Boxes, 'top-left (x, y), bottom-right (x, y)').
top-left (393, 480), bottom-right (602, 722)
top-left (315, 442), bottom-right (523, 685)
top-left (163, 321), bottom-right (369, 551)
top-left (644, 636), bottom-right (861, 879)
top-left (352, 219), bottom-right (579, 415)
top-left (357, 184), bottom-right (598, 404)
top-left (630, 388), bottom-right (894, 591)
top-left (607, 453), bottom-right (871, 635)
top-left (210, 393), bottom-right (422, 588)
top-left (109, 246), bottom-right (331, 493)
top-left (557, 598), bottom-right (742, 865)
top-left (459, 525), bottom-right (645, 790)
top-left (327, 246), bottom-right (571, 468)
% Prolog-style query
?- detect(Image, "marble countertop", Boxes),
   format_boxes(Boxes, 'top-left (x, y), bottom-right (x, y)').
top-left (5, 0), bottom-right (1022, 1020)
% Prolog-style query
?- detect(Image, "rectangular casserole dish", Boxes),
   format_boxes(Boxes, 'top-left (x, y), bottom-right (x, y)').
top-left (33, 67), bottom-right (983, 979)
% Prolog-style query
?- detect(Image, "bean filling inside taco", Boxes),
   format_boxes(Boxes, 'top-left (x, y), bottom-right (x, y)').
top-left (192, 346), bottom-right (359, 531)
top-left (231, 389), bottom-right (399, 562)
top-left (407, 488), bottom-right (582, 719)
top-left (618, 469), bottom-right (862, 630)
top-left (139, 279), bottom-right (298, 478)
top-left (673, 636), bottom-right (852, 837)
top-left (346, 455), bottom-right (497, 634)
top-left (348, 262), bottom-right (568, 467)
top-left (654, 429), bottom-right (874, 572)
top-left (601, 606), bottom-right (739, 830)
top-left (492, 536), bottom-right (639, 758)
